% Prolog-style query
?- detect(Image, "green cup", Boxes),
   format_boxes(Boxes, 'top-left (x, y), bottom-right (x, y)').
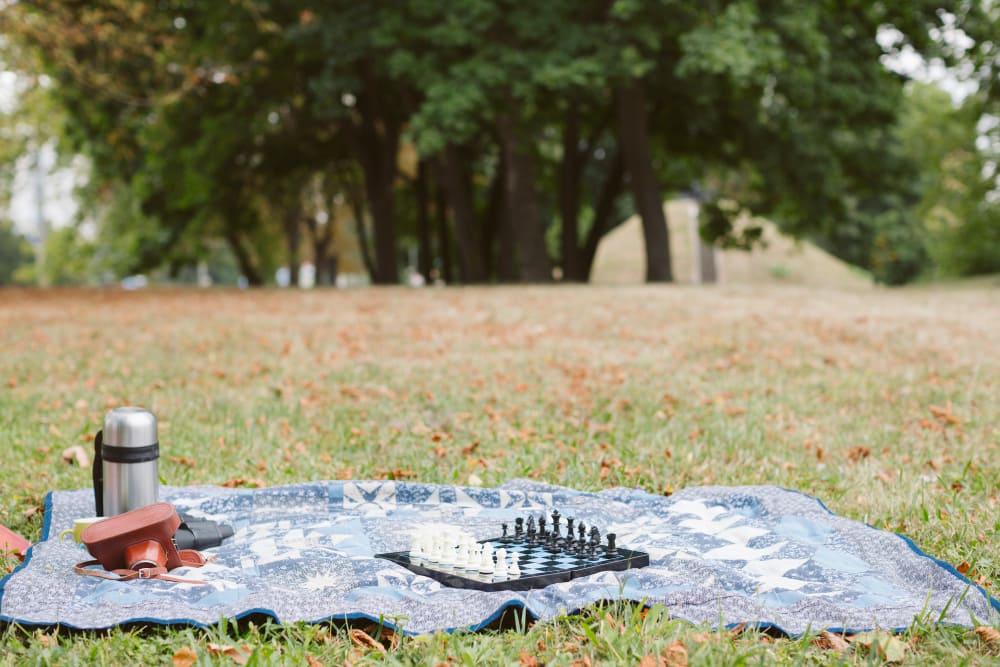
top-left (59, 517), bottom-right (103, 544)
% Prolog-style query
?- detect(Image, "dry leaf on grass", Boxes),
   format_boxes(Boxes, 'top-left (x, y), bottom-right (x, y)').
top-left (349, 628), bottom-right (385, 652)
top-left (61, 445), bottom-right (90, 467)
top-left (206, 642), bottom-right (252, 664)
top-left (305, 655), bottom-right (325, 667)
top-left (220, 477), bottom-right (267, 488)
top-left (172, 646), bottom-right (197, 667)
top-left (850, 631), bottom-right (908, 663)
top-left (812, 631), bottom-right (850, 652)
top-left (973, 626), bottom-right (1000, 646)
top-left (661, 639), bottom-right (689, 667)
top-left (518, 647), bottom-right (540, 666)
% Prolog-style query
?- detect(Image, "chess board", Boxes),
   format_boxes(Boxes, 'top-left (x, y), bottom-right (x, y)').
top-left (377, 532), bottom-right (649, 592)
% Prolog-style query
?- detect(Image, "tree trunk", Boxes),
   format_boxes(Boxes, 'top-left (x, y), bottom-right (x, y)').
top-left (347, 186), bottom-right (376, 282)
top-left (481, 152), bottom-right (505, 280)
top-left (496, 111), bottom-right (552, 282)
top-left (366, 170), bottom-right (397, 285)
top-left (559, 106), bottom-right (583, 281)
top-left (699, 240), bottom-right (717, 283)
top-left (438, 145), bottom-right (486, 283)
top-left (282, 207), bottom-right (302, 287)
top-left (415, 160), bottom-right (433, 281)
top-left (224, 228), bottom-right (263, 286)
top-left (616, 80), bottom-right (672, 282)
top-left (353, 64), bottom-right (401, 285)
top-left (434, 185), bottom-right (453, 284)
top-left (304, 214), bottom-right (334, 286)
top-left (582, 149), bottom-right (625, 280)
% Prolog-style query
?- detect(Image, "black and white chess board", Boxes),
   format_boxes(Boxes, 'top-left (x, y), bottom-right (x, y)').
top-left (377, 511), bottom-right (649, 591)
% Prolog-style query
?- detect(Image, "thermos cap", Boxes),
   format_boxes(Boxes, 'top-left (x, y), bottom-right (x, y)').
top-left (103, 407), bottom-right (158, 448)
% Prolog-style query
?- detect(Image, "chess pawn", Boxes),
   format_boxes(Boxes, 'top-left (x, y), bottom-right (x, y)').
top-left (441, 540), bottom-right (458, 567)
top-left (493, 548), bottom-right (508, 579)
top-left (454, 541), bottom-right (469, 568)
top-left (478, 544), bottom-right (495, 574)
top-left (464, 543), bottom-right (480, 571)
top-left (508, 552), bottom-right (521, 578)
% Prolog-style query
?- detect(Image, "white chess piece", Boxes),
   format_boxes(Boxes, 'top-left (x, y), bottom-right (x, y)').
top-left (429, 536), bottom-right (444, 563)
top-left (479, 544), bottom-right (495, 574)
top-left (440, 539), bottom-right (456, 567)
top-left (466, 543), bottom-right (481, 571)
top-left (454, 541), bottom-right (469, 568)
top-left (494, 548), bottom-right (508, 579)
top-left (508, 552), bottom-right (521, 578)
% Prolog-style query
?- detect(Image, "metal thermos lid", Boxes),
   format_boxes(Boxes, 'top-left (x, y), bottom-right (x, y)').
top-left (103, 406), bottom-right (158, 448)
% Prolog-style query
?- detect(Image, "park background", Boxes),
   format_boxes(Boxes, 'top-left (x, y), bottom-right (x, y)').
top-left (1, 1), bottom-right (999, 665)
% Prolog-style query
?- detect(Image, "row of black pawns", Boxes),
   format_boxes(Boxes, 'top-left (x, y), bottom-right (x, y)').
top-left (499, 510), bottom-right (618, 556)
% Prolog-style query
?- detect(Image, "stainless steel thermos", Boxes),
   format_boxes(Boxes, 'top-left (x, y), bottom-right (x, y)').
top-left (92, 407), bottom-right (160, 516)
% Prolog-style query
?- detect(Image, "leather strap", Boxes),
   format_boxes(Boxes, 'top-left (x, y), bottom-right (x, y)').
top-left (74, 554), bottom-right (213, 585)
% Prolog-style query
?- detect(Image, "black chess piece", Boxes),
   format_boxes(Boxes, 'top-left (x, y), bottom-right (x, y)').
top-left (515, 517), bottom-right (524, 537)
top-left (577, 523), bottom-right (587, 551)
top-left (588, 526), bottom-right (601, 556)
top-left (526, 516), bottom-right (536, 543)
top-left (539, 515), bottom-right (547, 537)
top-left (551, 510), bottom-right (561, 536)
top-left (606, 532), bottom-right (617, 554)
top-left (501, 522), bottom-right (508, 538)
top-left (564, 517), bottom-right (575, 546)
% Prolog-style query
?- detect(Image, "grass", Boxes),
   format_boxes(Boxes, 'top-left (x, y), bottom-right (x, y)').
top-left (1, 284), bottom-right (998, 665)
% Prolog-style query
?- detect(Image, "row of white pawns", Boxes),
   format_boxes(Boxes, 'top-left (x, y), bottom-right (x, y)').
top-left (410, 532), bottom-right (521, 578)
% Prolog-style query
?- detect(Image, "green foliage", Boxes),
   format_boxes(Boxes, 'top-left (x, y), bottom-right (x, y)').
top-left (36, 226), bottom-right (99, 285)
top-left (0, 220), bottom-right (34, 284)
top-left (898, 82), bottom-right (1000, 278)
top-left (3, 0), bottom-right (996, 285)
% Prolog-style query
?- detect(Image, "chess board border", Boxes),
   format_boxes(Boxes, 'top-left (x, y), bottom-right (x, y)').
top-left (376, 540), bottom-right (650, 592)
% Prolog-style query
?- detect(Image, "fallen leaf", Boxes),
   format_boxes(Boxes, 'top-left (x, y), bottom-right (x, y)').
top-left (305, 655), bottom-right (324, 667)
top-left (206, 642), bottom-right (251, 665)
top-left (349, 628), bottom-right (385, 652)
top-left (661, 639), bottom-right (688, 667)
top-left (973, 626), bottom-right (1000, 646)
top-left (61, 445), bottom-right (90, 467)
top-left (850, 631), bottom-right (908, 663)
top-left (812, 630), bottom-right (849, 652)
top-left (220, 477), bottom-right (267, 488)
top-left (169, 455), bottom-right (196, 468)
top-left (846, 446), bottom-right (871, 462)
top-left (957, 561), bottom-right (971, 574)
top-left (172, 646), bottom-right (197, 667)
top-left (519, 648), bottom-right (540, 667)
top-left (377, 468), bottom-right (416, 480)
top-left (928, 401), bottom-right (961, 426)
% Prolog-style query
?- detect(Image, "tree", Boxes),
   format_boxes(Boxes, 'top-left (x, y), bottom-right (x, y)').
top-left (0, 221), bottom-right (34, 285)
top-left (899, 82), bottom-right (1000, 277)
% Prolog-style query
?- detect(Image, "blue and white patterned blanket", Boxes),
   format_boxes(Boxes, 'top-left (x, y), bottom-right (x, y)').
top-left (1, 480), bottom-right (997, 634)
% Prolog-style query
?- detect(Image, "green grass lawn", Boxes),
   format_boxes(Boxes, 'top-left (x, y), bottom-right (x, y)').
top-left (1, 285), bottom-right (998, 665)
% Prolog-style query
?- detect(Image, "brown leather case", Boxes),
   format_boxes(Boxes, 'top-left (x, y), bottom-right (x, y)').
top-left (81, 502), bottom-right (184, 571)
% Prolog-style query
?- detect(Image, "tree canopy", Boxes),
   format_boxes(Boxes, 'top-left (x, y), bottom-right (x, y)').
top-left (2, 0), bottom-right (996, 285)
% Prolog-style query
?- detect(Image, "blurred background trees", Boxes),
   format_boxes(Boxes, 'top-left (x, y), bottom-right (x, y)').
top-left (0, 0), bottom-right (996, 286)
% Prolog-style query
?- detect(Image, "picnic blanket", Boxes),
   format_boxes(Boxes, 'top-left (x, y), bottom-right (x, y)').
top-left (1, 480), bottom-right (997, 635)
